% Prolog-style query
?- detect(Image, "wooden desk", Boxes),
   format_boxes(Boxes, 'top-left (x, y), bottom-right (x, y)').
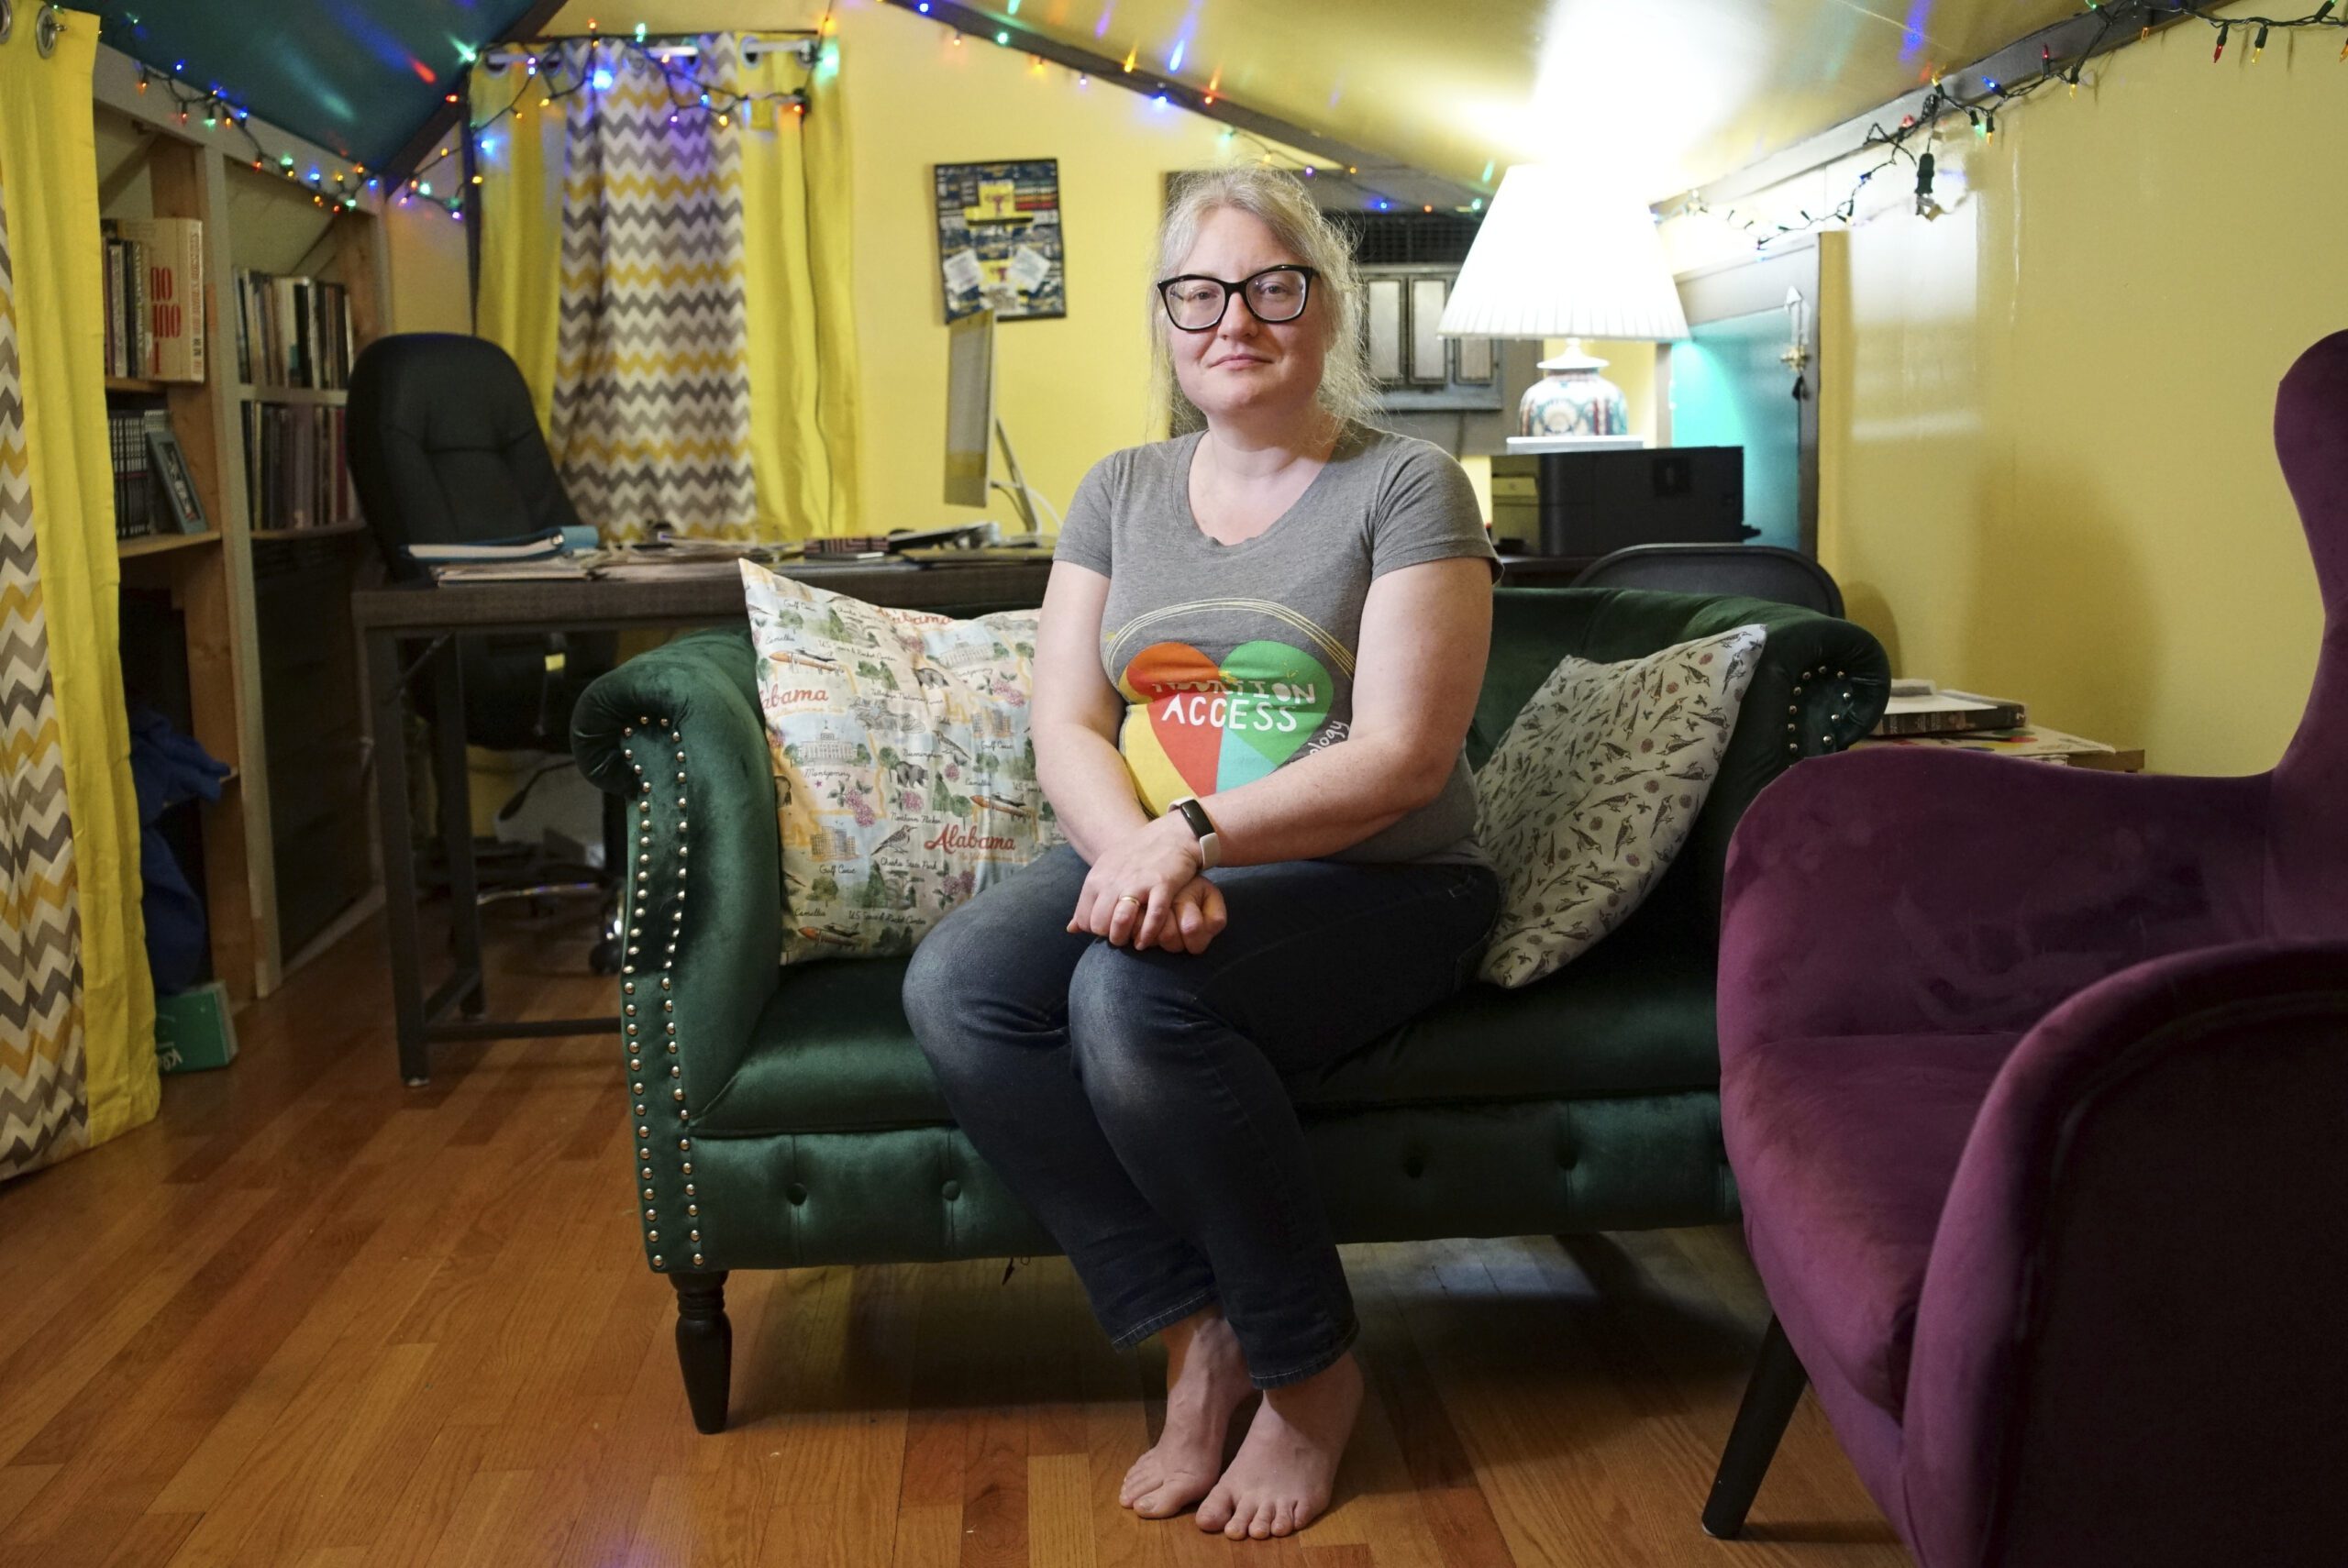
top-left (353, 560), bottom-right (1052, 1084)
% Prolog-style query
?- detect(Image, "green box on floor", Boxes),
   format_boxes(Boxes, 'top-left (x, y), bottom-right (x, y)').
top-left (156, 981), bottom-right (238, 1074)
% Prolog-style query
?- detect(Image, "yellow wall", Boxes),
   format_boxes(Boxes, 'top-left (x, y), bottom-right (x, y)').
top-left (1662, 2), bottom-right (2336, 775)
top-left (384, 195), bottom-right (473, 335)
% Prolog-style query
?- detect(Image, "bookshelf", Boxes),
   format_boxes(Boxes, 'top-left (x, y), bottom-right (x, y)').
top-left (239, 384), bottom-right (349, 406)
top-left (95, 44), bottom-right (390, 1001)
top-left (116, 532), bottom-right (221, 559)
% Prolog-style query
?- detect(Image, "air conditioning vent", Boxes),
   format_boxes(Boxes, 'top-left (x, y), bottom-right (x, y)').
top-left (1333, 212), bottom-right (1482, 267)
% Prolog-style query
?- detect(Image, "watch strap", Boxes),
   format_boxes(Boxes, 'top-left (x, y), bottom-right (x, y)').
top-left (1170, 797), bottom-right (1222, 869)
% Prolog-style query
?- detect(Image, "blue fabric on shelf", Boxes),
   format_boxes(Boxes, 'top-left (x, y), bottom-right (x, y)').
top-left (127, 706), bottom-right (232, 996)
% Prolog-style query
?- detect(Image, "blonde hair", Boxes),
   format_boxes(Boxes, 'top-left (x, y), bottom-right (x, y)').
top-left (1150, 167), bottom-right (1374, 436)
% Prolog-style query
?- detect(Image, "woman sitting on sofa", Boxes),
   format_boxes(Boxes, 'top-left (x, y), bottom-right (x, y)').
top-left (903, 166), bottom-right (1500, 1540)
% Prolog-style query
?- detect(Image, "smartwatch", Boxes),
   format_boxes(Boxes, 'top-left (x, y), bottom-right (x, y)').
top-left (1168, 797), bottom-right (1223, 869)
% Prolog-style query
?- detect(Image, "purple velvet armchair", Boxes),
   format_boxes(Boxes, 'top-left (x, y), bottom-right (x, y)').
top-left (1700, 330), bottom-right (2348, 1568)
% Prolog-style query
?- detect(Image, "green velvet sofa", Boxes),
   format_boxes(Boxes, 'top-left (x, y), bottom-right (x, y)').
top-left (572, 584), bottom-right (1889, 1432)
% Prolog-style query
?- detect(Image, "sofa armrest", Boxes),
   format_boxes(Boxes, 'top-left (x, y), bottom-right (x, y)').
top-left (1899, 938), bottom-right (2348, 1568)
top-left (573, 628), bottom-right (778, 1112)
top-left (1479, 588), bottom-right (1892, 952)
top-left (1717, 749), bottom-right (2266, 1055)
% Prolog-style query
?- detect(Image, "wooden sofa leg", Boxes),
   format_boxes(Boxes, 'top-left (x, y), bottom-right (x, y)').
top-left (1701, 1315), bottom-right (1808, 1540)
top-left (671, 1271), bottom-right (733, 1434)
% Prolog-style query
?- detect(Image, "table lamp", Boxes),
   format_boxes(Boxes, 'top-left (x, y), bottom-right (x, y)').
top-left (1437, 164), bottom-right (1689, 439)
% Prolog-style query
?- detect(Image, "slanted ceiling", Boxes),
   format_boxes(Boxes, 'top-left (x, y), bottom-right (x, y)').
top-left (94, 0), bottom-right (2086, 195)
top-left (93, 0), bottom-right (541, 168)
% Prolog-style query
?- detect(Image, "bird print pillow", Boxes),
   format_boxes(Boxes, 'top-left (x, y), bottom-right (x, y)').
top-left (1473, 625), bottom-right (1767, 988)
top-left (742, 563), bottom-right (1064, 966)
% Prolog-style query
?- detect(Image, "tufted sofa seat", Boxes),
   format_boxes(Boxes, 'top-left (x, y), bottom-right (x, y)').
top-left (573, 584), bottom-right (1888, 1430)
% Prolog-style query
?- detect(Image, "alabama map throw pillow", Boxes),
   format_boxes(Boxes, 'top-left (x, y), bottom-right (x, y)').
top-left (1474, 624), bottom-right (1767, 988)
top-left (741, 562), bottom-right (1062, 964)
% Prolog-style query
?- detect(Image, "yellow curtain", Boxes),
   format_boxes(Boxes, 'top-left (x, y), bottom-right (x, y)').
top-left (473, 60), bottom-right (567, 440)
top-left (737, 39), bottom-right (862, 540)
top-left (472, 36), bottom-right (862, 539)
top-left (0, 8), bottom-right (157, 1177)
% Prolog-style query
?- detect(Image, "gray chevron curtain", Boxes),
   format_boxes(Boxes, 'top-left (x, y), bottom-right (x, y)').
top-left (477, 33), bottom-right (860, 542)
top-left (551, 34), bottom-right (757, 539)
top-left (0, 121), bottom-right (87, 1181)
top-left (2, 14), bottom-right (160, 1184)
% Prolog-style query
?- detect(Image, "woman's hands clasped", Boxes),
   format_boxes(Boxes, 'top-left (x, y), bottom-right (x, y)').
top-left (1068, 814), bottom-right (1230, 955)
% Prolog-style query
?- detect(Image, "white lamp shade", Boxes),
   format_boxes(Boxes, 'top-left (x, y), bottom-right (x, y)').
top-left (1436, 164), bottom-right (1689, 342)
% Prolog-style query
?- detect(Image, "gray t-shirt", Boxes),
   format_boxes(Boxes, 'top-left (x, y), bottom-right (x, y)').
top-left (1053, 422), bottom-right (1499, 864)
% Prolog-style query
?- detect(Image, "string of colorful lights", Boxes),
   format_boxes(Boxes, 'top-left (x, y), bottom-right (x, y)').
top-left (393, 23), bottom-right (827, 217)
top-left (884, 0), bottom-right (1434, 212)
top-left (1674, 0), bottom-right (2346, 248)
top-left (127, 64), bottom-right (381, 212)
top-left (98, 17), bottom-right (833, 222)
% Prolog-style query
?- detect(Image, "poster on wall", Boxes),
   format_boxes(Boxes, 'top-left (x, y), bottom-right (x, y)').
top-left (934, 160), bottom-right (1066, 324)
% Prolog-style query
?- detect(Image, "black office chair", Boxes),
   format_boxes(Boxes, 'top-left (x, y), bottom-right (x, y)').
top-left (348, 332), bottom-right (625, 973)
top-left (1569, 543), bottom-right (1845, 618)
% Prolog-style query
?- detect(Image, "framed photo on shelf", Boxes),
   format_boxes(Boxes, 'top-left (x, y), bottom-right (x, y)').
top-left (933, 159), bottom-right (1066, 324)
top-left (146, 427), bottom-right (208, 535)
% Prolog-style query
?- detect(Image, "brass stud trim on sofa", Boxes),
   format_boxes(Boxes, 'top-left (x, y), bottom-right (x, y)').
top-left (618, 727), bottom-right (700, 1276)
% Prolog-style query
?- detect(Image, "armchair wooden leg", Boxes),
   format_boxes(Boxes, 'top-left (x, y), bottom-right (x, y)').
top-left (1701, 1315), bottom-right (1808, 1540)
top-left (671, 1271), bottom-right (733, 1434)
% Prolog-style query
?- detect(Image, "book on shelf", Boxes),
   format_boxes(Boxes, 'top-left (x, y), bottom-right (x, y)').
top-left (148, 425), bottom-right (208, 535)
top-left (239, 401), bottom-right (356, 532)
top-left (1872, 687), bottom-right (2029, 737)
top-left (108, 407), bottom-right (170, 539)
top-left (233, 269), bottom-right (355, 390)
top-left (103, 218), bottom-right (205, 381)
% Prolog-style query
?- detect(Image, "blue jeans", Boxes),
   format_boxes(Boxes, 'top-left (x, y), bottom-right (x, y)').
top-left (902, 843), bottom-right (1500, 1388)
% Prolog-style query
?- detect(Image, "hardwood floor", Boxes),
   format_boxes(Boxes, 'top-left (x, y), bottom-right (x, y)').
top-left (0, 909), bottom-right (1911, 1568)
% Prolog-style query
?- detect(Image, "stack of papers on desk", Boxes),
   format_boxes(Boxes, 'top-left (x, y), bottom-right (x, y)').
top-left (432, 557), bottom-right (590, 583)
top-left (407, 528), bottom-right (568, 566)
top-left (595, 559), bottom-right (747, 581)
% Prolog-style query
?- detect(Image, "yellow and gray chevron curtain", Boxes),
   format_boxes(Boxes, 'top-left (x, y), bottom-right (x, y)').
top-left (475, 33), bottom-right (862, 542)
top-left (1, 9), bottom-right (159, 1183)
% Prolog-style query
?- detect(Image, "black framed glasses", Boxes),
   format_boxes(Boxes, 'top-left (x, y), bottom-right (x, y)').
top-left (1156, 265), bottom-right (1320, 332)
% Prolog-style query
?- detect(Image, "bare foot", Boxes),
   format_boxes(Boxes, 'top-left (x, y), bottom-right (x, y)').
top-left (1120, 1308), bottom-right (1253, 1518)
top-left (1196, 1351), bottom-right (1363, 1539)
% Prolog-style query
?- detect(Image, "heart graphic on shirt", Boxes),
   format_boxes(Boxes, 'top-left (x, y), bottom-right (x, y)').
top-left (1119, 639), bottom-right (1335, 801)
